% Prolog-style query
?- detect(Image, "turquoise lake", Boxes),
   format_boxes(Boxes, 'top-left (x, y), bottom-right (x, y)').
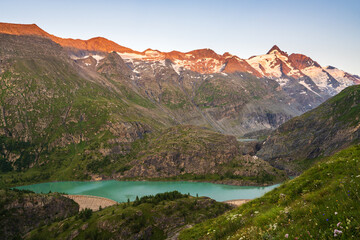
top-left (16, 181), bottom-right (280, 202)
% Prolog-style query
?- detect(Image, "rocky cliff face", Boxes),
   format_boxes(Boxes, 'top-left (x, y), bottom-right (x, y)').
top-left (121, 125), bottom-right (240, 178)
top-left (257, 85), bottom-right (360, 174)
top-left (0, 189), bottom-right (79, 239)
top-left (115, 125), bottom-right (287, 185)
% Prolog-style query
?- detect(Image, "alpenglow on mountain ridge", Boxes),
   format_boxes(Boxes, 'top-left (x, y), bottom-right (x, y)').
top-left (1, 23), bottom-right (358, 94)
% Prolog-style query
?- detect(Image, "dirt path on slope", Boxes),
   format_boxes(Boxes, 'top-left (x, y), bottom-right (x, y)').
top-left (223, 199), bottom-right (251, 207)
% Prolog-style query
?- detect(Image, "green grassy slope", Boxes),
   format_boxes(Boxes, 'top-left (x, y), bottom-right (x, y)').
top-left (26, 191), bottom-right (232, 240)
top-left (180, 144), bottom-right (360, 239)
top-left (0, 34), bottom-right (174, 185)
top-left (257, 85), bottom-right (360, 174)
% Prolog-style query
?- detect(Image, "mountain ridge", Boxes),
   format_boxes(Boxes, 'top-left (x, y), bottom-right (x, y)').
top-left (0, 22), bottom-right (137, 53)
top-left (1, 22), bottom-right (359, 87)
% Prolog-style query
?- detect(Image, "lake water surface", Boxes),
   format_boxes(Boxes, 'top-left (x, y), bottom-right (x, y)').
top-left (16, 180), bottom-right (280, 202)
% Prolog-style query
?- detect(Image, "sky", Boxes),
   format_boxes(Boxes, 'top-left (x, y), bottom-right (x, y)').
top-left (1, 0), bottom-right (359, 75)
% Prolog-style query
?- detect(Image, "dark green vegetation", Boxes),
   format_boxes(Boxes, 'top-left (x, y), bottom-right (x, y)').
top-left (78, 208), bottom-right (93, 221)
top-left (257, 85), bottom-right (360, 174)
top-left (179, 144), bottom-right (360, 239)
top-left (27, 191), bottom-right (232, 240)
top-left (0, 188), bottom-right (79, 240)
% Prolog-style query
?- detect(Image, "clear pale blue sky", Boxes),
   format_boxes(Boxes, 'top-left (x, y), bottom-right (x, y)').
top-left (1, 0), bottom-right (359, 75)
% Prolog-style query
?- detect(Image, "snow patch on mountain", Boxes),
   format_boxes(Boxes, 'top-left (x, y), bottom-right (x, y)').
top-left (301, 66), bottom-right (356, 94)
top-left (298, 80), bottom-right (320, 96)
top-left (170, 58), bottom-right (223, 74)
top-left (118, 52), bottom-right (146, 60)
top-left (70, 55), bottom-right (88, 60)
top-left (91, 55), bottom-right (105, 65)
top-left (324, 66), bottom-right (356, 90)
top-left (70, 54), bottom-right (104, 66)
top-left (276, 78), bottom-right (289, 86)
top-left (144, 49), bottom-right (162, 58)
top-left (247, 50), bottom-right (301, 79)
top-left (247, 54), bottom-right (283, 78)
top-left (302, 67), bottom-right (331, 89)
top-left (91, 55), bottom-right (105, 62)
top-left (172, 63), bottom-right (182, 75)
top-left (159, 60), bottom-right (167, 67)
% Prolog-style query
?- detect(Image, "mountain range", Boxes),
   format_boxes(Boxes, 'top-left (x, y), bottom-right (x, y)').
top-left (1, 24), bottom-right (359, 134)
top-left (0, 22), bottom-right (359, 183)
top-left (1, 23), bottom-right (359, 91)
top-left (1, 23), bottom-right (359, 125)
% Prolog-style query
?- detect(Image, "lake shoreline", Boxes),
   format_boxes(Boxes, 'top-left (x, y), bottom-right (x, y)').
top-left (15, 180), bottom-right (280, 203)
top-left (13, 177), bottom-right (284, 188)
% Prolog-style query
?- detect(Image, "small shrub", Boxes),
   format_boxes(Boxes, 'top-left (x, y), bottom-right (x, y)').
top-left (62, 222), bottom-right (70, 231)
top-left (78, 208), bottom-right (92, 221)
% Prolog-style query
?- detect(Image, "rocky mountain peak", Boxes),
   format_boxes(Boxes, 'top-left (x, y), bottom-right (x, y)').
top-left (288, 53), bottom-right (321, 70)
top-left (143, 48), bottom-right (162, 57)
top-left (267, 45), bottom-right (286, 55)
top-left (325, 65), bottom-right (336, 70)
top-left (223, 52), bottom-right (233, 58)
top-left (187, 48), bottom-right (220, 59)
top-left (223, 56), bottom-right (262, 77)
